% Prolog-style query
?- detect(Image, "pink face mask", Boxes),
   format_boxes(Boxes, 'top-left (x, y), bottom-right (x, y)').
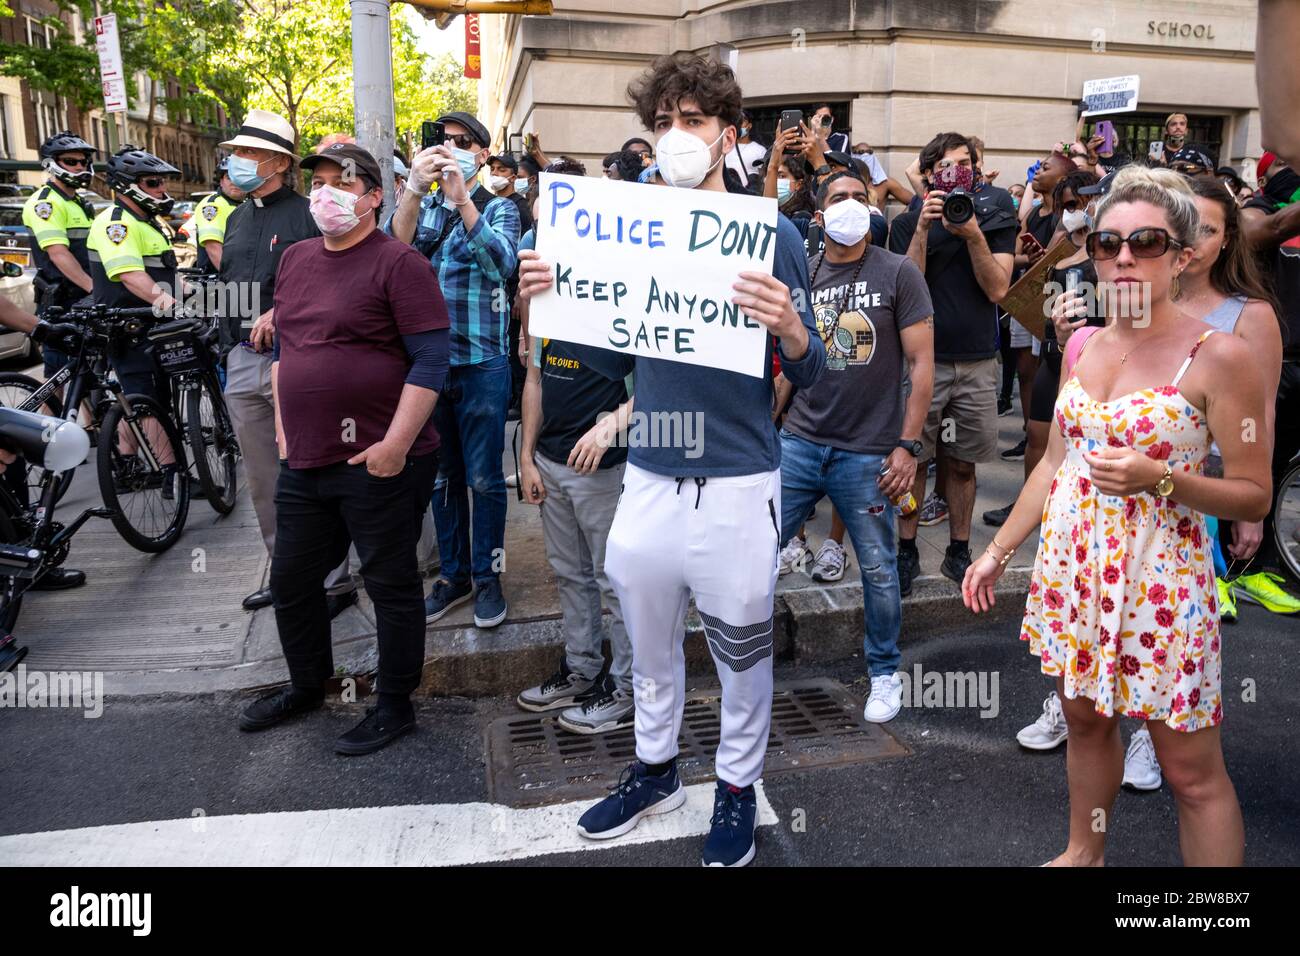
top-left (309, 184), bottom-right (372, 237)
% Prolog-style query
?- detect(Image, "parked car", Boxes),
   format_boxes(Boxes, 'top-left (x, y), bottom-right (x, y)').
top-left (0, 199), bottom-right (33, 272)
top-left (0, 256), bottom-right (35, 362)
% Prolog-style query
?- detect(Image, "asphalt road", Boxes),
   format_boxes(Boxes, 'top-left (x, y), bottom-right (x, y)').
top-left (2, 603), bottom-right (1297, 867)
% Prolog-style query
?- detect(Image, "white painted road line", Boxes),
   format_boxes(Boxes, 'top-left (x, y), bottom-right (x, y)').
top-left (0, 782), bottom-right (778, 866)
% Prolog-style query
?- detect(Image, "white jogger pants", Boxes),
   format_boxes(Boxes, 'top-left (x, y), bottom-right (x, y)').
top-left (604, 463), bottom-right (781, 788)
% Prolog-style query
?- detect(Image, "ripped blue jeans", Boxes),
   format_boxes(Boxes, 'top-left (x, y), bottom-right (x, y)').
top-left (778, 430), bottom-right (901, 677)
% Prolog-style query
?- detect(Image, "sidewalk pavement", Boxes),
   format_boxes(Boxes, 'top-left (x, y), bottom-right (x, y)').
top-left (15, 391), bottom-right (1038, 695)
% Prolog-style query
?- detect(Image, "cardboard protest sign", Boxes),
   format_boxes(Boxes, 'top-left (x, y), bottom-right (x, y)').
top-left (1001, 237), bottom-right (1075, 340)
top-left (529, 172), bottom-right (777, 378)
top-left (1082, 75), bottom-right (1141, 117)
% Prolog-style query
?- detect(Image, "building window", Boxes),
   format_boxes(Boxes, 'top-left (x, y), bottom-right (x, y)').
top-left (32, 90), bottom-right (67, 144)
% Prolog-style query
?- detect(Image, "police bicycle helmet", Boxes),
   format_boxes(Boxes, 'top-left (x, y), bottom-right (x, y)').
top-left (39, 131), bottom-right (97, 189)
top-left (106, 145), bottom-right (180, 217)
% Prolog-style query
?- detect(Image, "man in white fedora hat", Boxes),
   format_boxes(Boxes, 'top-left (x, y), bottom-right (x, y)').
top-left (218, 109), bottom-right (356, 616)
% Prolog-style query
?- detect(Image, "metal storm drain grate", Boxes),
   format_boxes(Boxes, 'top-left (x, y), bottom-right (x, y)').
top-left (485, 678), bottom-right (910, 807)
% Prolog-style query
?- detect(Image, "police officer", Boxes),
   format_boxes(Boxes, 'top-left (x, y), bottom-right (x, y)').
top-left (87, 146), bottom-right (180, 387)
top-left (191, 157), bottom-right (245, 272)
top-left (15, 132), bottom-right (99, 593)
top-left (22, 132), bottom-right (98, 375)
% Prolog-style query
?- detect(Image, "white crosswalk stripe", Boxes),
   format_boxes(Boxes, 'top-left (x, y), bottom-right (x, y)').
top-left (0, 782), bottom-right (778, 866)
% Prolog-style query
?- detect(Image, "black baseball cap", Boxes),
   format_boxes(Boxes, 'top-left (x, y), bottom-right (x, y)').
top-left (488, 153), bottom-right (519, 173)
top-left (301, 142), bottom-right (383, 189)
top-left (1076, 170), bottom-right (1116, 197)
top-left (436, 111), bottom-right (491, 149)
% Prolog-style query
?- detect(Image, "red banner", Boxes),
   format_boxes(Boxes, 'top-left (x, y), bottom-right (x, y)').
top-left (464, 14), bottom-right (481, 79)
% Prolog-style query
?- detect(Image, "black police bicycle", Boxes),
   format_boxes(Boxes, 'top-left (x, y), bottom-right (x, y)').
top-left (156, 267), bottom-right (240, 514)
top-left (0, 406), bottom-right (92, 670)
top-left (0, 303), bottom-right (189, 552)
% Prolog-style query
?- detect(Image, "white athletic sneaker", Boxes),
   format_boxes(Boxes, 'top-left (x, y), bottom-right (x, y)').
top-left (1122, 725), bottom-right (1163, 791)
top-left (810, 539), bottom-right (848, 583)
top-left (778, 535), bottom-right (811, 576)
top-left (1016, 691), bottom-right (1069, 750)
top-left (864, 672), bottom-right (903, 723)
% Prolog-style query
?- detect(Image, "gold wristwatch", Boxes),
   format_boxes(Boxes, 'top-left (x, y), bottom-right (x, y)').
top-left (1153, 463), bottom-right (1174, 497)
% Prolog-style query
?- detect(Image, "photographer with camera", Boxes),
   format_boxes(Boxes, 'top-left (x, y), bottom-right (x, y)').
top-left (887, 132), bottom-right (1017, 593)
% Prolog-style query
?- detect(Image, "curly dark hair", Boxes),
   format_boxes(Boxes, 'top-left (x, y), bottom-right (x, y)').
top-left (780, 156), bottom-right (816, 217)
top-left (918, 132), bottom-right (973, 175)
top-left (1051, 168), bottom-right (1100, 208)
top-left (627, 52), bottom-right (743, 133)
top-left (603, 149), bottom-right (645, 182)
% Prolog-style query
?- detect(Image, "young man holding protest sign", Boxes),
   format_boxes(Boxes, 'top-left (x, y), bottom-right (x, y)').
top-left (517, 52), bottom-right (825, 867)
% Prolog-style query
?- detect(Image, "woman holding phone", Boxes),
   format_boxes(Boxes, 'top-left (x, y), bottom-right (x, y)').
top-left (964, 166), bottom-right (1272, 866)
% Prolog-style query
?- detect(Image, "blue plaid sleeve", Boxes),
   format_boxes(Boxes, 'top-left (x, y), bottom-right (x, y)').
top-left (464, 198), bottom-right (520, 284)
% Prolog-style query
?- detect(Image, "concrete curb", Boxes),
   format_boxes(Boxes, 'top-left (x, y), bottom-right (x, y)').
top-left (98, 566), bottom-right (1033, 699)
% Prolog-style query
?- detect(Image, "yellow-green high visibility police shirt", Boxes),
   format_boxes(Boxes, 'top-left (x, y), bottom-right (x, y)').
top-left (86, 201), bottom-right (176, 309)
top-left (22, 182), bottom-right (94, 281)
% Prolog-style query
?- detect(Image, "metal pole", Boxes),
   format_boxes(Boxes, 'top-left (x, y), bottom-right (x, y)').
top-left (351, 0), bottom-right (397, 208)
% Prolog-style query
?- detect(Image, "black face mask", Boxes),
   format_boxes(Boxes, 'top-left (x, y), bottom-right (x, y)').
top-left (1264, 167), bottom-right (1300, 207)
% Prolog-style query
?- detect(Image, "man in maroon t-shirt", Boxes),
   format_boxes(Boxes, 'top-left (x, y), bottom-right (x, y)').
top-left (238, 143), bottom-right (451, 756)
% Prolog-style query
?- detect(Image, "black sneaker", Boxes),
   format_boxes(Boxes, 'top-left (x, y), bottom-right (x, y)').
top-left (897, 545), bottom-right (920, 598)
top-left (335, 704), bottom-right (416, 756)
top-left (997, 396), bottom-right (1013, 416)
top-left (702, 780), bottom-right (758, 867)
top-left (239, 686), bottom-right (324, 732)
top-left (982, 503), bottom-right (1014, 527)
top-left (0, 634), bottom-right (28, 673)
top-left (31, 567), bottom-right (86, 591)
top-left (999, 438), bottom-right (1027, 461)
top-left (160, 463), bottom-right (180, 501)
top-left (941, 544), bottom-right (973, 586)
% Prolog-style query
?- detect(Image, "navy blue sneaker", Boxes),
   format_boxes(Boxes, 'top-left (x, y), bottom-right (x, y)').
top-left (702, 780), bottom-right (758, 867)
top-left (425, 578), bottom-right (473, 623)
top-left (473, 577), bottom-right (508, 628)
top-left (576, 760), bottom-right (686, 840)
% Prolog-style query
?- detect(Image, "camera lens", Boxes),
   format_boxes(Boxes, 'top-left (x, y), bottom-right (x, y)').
top-left (943, 189), bottom-right (975, 225)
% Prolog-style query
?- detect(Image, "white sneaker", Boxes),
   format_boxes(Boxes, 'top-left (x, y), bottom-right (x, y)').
top-left (1016, 691), bottom-right (1068, 750)
top-left (1122, 725), bottom-right (1163, 791)
top-left (778, 535), bottom-right (811, 576)
top-left (864, 672), bottom-right (903, 723)
top-left (810, 539), bottom-right (848, 583)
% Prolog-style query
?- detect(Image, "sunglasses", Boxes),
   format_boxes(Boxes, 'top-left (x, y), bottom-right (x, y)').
top-left (1085, 227), bottom-right (1182, 261)
top-left (444, 133), bottom-right (479, 151)
top-left (139, 177), bottom-right (167, 189)
top-left (59, 156), bottom-right (90, 169)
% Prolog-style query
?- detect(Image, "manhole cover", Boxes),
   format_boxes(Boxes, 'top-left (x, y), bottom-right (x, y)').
top-left (485, 678), bottom-right (910, 807)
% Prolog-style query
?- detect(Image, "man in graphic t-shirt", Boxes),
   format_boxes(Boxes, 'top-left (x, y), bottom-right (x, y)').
top-left (781, 169), bottom-right (934, 725)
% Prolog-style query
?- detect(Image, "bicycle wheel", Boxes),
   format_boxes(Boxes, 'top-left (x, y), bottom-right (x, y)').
top-left (96, 394), bottom-right (190, 553)
top-left (0, 372), bottom-right (74, 506)
top-left (185, 378), bottom-right (238, 514)
top-left (1272, 458), bottom-right (1300, 585)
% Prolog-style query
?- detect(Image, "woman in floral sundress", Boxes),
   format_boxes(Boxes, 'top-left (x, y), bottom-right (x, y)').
top-left (963, 167), bottom-right (1273, 866)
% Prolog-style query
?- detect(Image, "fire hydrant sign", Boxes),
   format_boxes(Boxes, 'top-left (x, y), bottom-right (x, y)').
top-left (93, 14), bottom-right (127, 113)
top-left (530, 172), bottom-right (776, 378)
top-left (1081, 75), bottom-right (1141, 117)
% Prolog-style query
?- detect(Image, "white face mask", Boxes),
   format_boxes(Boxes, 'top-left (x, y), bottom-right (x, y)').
top-left (490, 175), bottom-right (511, 192)
top-left (1060, 207), bottom-right (1093, 234)
top-left (821, 198), bottom-right (874, 247)
top-left (655, 126), bottom-right (726, 189)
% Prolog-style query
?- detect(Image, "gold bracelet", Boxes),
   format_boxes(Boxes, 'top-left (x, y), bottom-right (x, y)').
top-left (989, 537), bottom-right (1015, 557)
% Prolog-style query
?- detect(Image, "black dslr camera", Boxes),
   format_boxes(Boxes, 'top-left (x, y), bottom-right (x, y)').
top-left (932, 163), bottom-right (976, 225)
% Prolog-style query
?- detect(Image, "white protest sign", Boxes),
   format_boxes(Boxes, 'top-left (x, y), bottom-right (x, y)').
top-left (529, 172), bottom-right (777, 378)
top-left (1081, 75), bottom-right (1140, 117)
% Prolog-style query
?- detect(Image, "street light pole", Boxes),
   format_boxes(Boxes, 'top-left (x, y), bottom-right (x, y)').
top-left (351, 0), bottom-right (398, 207)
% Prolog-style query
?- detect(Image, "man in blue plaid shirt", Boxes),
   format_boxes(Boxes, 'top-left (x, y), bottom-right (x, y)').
top-left (390, 111), bottom-right (521, 629)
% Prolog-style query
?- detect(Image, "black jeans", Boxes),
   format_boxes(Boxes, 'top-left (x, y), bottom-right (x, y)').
top-left (270, 451), bottom-right (438, 696)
